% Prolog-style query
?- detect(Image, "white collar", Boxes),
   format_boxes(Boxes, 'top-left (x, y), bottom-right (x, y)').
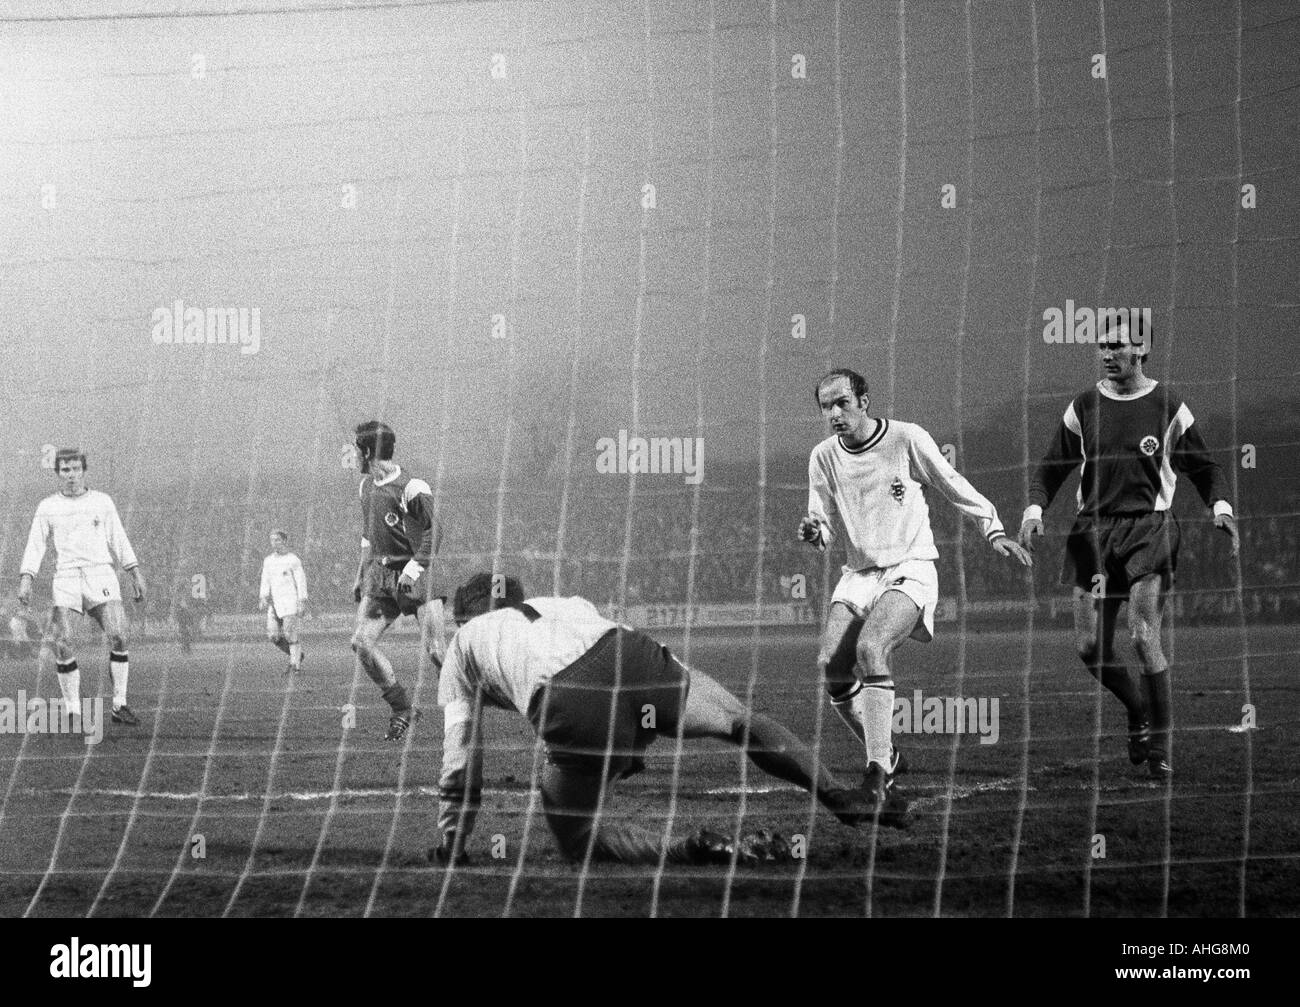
top-left (1097, 379), bottom-right (1158, 401)
top-left (372, 464), bottom-right (403, 486)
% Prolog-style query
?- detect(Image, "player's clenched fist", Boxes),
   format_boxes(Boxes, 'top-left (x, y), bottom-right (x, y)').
top-left (1017, 517), bottom-right (1043, 550)
top-left (797, 516), bottom-right (826, 551)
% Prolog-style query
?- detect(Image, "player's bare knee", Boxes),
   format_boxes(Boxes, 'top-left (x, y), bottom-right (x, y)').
top-left (1129, 621), bottom-right (1160, 660)
top-left (108, 632), bottom-right (128, 651)
top-left (854, 637), bottom-right (890, 678)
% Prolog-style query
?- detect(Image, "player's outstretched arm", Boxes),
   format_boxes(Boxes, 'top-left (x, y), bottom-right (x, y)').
top-left (352, 542), bottom-right (370, 603)
top-left (1169, 411), bottom-right (1239, 557)
top-left (397, 479), bottom-right (438, 594)
top-left (435, 702), bottom-right (483, 864)
top-left (908, 427), bottom-right (1012, 546)
top-left (19, 507), bottom-right (49, 590)
top-left (16, 573), bottom-right (33, 607)
top-left (1024, 403), bottom-right (1084, 528)
top-left (803, 453), bottom-right (837, 553)
top-left (435, 640), bottom-right (485, 862)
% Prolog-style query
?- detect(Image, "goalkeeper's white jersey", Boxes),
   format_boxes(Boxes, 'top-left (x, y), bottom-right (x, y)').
top-left (20, 490), bottom-right (138, 577)
top-left (437, 596), bottom-right (619, 834)
top-left (807, 419), bottom-right (1006, 572)
top-left (259, 552), bottom-right (308, 616)
top-left (438, 596), bottom-right (617, 721)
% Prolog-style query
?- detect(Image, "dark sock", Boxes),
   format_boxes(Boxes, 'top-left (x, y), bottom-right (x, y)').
top-left (1087, 661), bottom-right (1145, 723)
top-left (1142, 670), bottom-right (1172, 759)
top-left (381, 683), bottom-right (410, 713)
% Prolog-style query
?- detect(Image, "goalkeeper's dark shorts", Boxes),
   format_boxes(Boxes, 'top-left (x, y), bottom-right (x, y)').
top-left (1063, 511), bottom-right (1180, 596)
top-left (526, 627), bottom-right (690, 782)
top-left (361, 562), bottom-right (447, 620)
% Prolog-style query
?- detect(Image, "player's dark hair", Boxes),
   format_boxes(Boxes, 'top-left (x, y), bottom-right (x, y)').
top-left (270, 529), bottom-right (288, 542)
top-left (453, 572), bottom-right (526, 622)
top-left (1100, 309), bottom-right (1151, 361)
top-left (354, 420), bottom-right (396, 461)
top-left (814, 368), bottom-right (868, 404)
top-left (54, 448), bottom-right (87, 473)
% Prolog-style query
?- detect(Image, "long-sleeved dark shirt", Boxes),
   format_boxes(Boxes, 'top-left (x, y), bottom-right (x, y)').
top-left (1027, 381), bottom-right (1231, 519)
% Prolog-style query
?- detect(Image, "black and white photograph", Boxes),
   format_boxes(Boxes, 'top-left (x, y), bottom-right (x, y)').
top-left (0, 0), bottom-right (1295, 943)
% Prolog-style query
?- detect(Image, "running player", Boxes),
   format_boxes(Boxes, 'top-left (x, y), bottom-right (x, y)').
top-left (1018, 312), bottom-right (1238, 779)
top-left (259, 529), bottom-right (308, 673)
top-left (432, 574), bottom-right (881, 867)
top-left (351, 421), bottom-right (448, 741)
top-left (799, 368), bottom-right (1032, 812)
top-left (16, 448), bottom-right (146, 725)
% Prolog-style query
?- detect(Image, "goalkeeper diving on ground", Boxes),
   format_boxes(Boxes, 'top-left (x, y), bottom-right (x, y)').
top-left (431, 573), bottom-right (899, 867)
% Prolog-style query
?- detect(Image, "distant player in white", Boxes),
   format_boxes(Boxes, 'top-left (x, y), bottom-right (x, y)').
top-left (259, 530), bottom-right (308, 673)
top-left (17, 448), bottom-right (146, 725)
top-left (799, 369), bottom-right (1032, 814)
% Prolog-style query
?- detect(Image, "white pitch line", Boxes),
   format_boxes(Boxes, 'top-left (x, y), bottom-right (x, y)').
top-left (29, 757), bottom-right (1288, 808)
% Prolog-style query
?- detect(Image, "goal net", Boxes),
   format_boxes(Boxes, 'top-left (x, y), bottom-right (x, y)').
top-left (0, 0), bottom-right (1296, 918)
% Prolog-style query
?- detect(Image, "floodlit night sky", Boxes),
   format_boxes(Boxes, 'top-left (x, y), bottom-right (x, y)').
top-left (1, 0), bottom-right (1297, 492)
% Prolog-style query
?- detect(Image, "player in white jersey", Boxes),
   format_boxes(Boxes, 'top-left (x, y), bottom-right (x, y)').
top-left (16, 449), bottom-right (147, 725)
top-left (798, 369), bottom-right (1031, 812)
top-left (431, 574), bottom-right (882, 866)
top-left (259, 530), bottom-right (308, 673)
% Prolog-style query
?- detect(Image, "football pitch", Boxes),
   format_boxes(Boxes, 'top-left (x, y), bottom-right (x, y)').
top-left (1, 623), bottom-right (1296, 918)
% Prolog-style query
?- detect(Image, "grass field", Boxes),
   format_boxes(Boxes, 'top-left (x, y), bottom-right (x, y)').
top-left (1, 621), bottom-right (1296, 918)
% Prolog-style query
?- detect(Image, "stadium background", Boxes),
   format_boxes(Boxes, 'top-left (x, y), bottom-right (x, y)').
top-left (1, 0), bottom-right (1297, 917)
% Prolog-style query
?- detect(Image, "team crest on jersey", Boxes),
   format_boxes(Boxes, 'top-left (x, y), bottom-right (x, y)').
top-left (1139, 435), bottom-right (1159, 457)
top-left (383, 511), bottom-right (400, 527)
top-left (890, 477), bottom-right (906, 504)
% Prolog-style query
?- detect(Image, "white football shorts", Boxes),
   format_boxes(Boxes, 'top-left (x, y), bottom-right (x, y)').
top-left (51, 564), bottom-right (122, 614)
top-left (266, 605), bottom-right (301, 639)
top-left (831, 559), bottom-right (939, 642)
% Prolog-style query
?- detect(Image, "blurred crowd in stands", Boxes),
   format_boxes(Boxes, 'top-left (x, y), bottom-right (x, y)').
top-left (22, 474), bottom-right (1288, 630)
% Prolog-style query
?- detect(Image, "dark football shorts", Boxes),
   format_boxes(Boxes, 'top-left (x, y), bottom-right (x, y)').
top-left (1064, 511), bottom-right (1180, 596)
top-left (526, 627), bottom-right (690, 781)
top-left (361, 563), bottom-right (446, 620)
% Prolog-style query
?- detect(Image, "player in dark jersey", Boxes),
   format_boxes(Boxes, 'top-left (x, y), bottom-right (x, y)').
top-left (350, 421), bottom-right (449, 741)
top-left (1018, 313), bottom-right (1239, 779)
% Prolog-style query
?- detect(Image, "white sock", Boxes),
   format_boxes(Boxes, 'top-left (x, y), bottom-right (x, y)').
top-left (852, 680), bottom-right (895, 771)
top-left (289, 643), bottom-right (302, 667)
top-left (55, 660), bottom-right (81, 705)
top-left (109, 651), bottom-right (129, 708)
top-left (830, 684), bottom-right (866, 745)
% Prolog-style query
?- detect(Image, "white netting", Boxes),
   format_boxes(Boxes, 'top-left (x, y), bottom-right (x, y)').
top-left (1, 0), bottom-right (1297, 918)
